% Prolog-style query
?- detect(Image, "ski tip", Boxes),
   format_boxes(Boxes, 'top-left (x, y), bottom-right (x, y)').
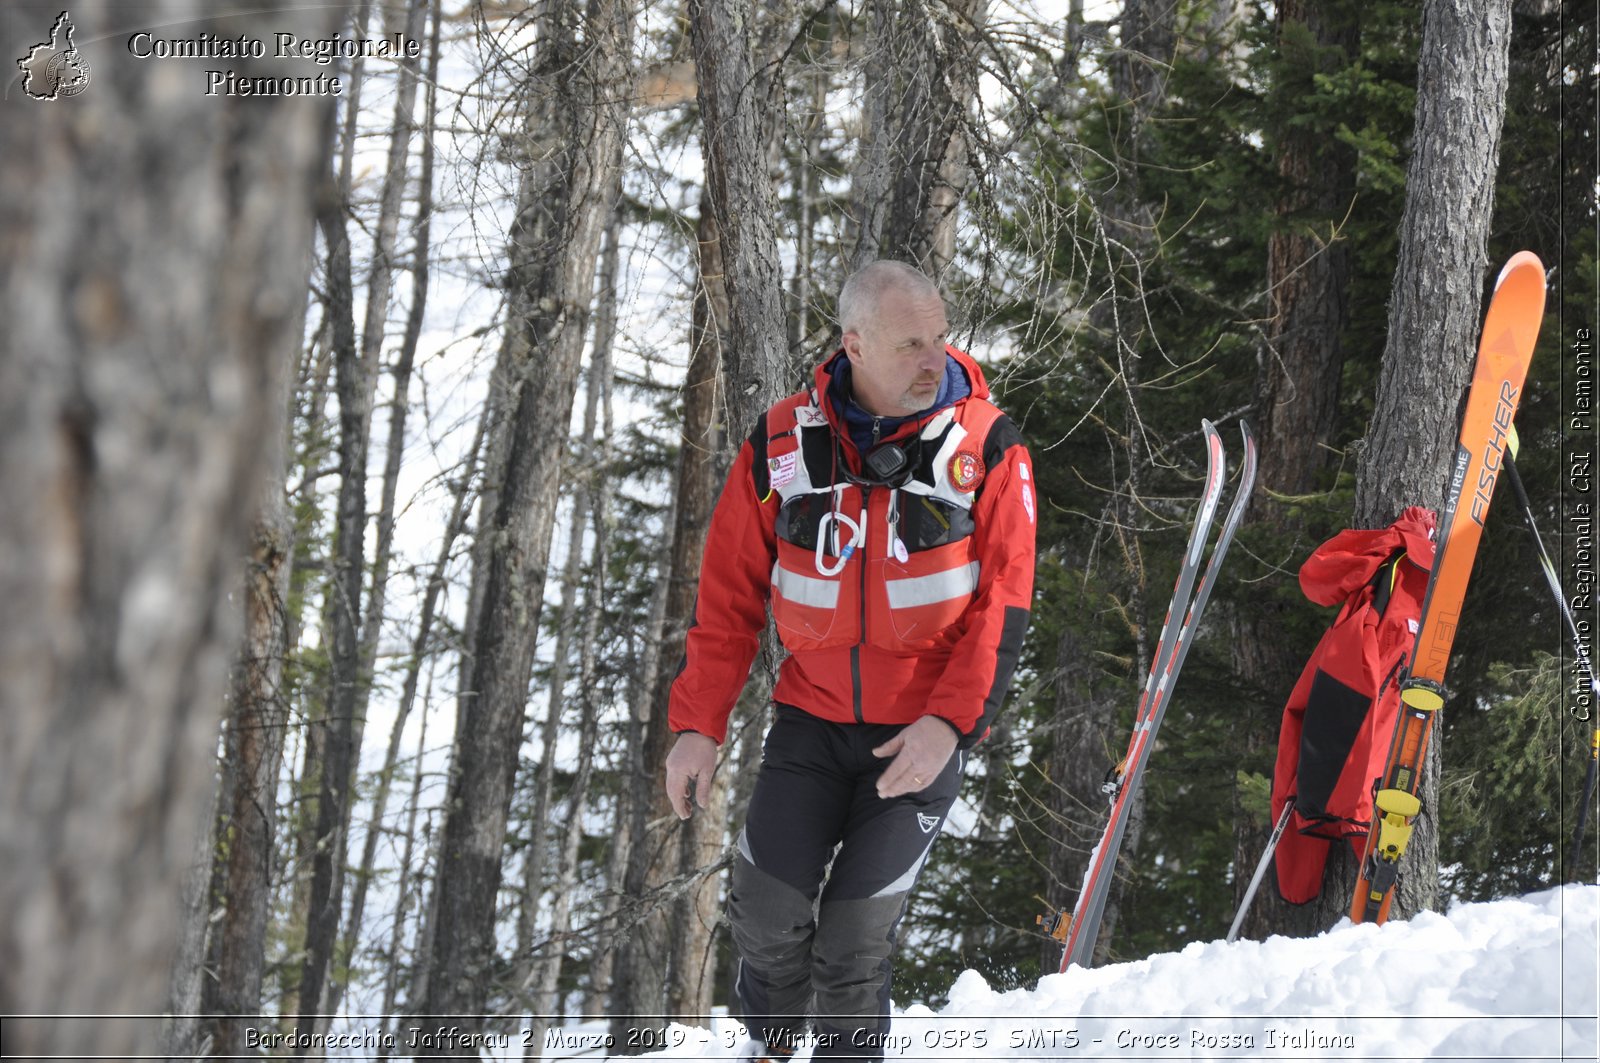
top-left (1495, 250), bottom-right (1545, 289)
top-left (1237, 420), bottom-right (1258, 484)
top-left (1201, 419), bottom-right (1224, 468)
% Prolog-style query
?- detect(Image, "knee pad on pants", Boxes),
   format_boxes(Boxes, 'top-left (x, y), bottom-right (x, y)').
top-left (727, 851), bottom-right (818, 1023)
top-left (811, 892), bottom-right (908, 1032)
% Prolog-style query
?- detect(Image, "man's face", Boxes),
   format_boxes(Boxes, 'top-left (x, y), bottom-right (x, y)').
top-left (842, 286), bottom-right (950, 418)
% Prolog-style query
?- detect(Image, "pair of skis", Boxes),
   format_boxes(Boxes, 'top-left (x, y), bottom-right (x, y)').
top-left (1039, 419), bottom-right (1257, 971)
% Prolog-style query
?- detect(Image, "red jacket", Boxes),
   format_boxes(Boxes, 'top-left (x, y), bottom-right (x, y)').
top-left (1271, 506), bottom-right (1435, 903)
top-left (667, 347), bottom-right (1036, 746)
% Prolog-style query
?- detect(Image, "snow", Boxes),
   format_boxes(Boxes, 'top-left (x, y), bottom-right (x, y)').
top-left (568, 884), bottom-right (1598, 1062)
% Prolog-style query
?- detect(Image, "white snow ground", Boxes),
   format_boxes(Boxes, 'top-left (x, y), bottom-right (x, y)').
top-left (561, 883), bottom-right (1599, 1063)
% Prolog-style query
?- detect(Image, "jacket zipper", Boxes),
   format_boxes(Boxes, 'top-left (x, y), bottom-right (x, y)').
top-left (853, 482), bottom-right (870, 724)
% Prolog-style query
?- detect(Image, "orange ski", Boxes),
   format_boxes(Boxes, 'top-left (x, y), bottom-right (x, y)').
top-left (1350, 251), bottom-right (1547, 925)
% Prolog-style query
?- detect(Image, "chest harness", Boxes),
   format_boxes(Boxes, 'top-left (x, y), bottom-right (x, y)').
top-left (761, 391), bottom-right (1002, 652)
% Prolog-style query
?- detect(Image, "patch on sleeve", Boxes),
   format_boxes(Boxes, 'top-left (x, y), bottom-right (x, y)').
top-left (1021, 483), bottom-right (1035, 524)
top-left (949, 450), bottom-right (985, 493)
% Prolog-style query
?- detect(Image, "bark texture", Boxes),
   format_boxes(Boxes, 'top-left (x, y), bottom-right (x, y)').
top-left (0, 2), bottom-right (335, 1055)
top-left (205, 449), bottom-right (297, 1057)
top-left (664, 209), bottom-right (735, 1024)
top-left (689, 0), bottom-right (792, 433)
top-left (850, 0), bottom-right (986, 278)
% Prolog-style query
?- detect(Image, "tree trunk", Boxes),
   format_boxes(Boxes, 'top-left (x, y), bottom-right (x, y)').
top-left (514, 211), bottom-right (619, 971)
top-left (161, 766), bottom-right (222, 1062)
top-left (588, 519), bottom-right (675, 1016)
top-left (526, 332), bottom-right (615, 1055)
top-left (203, 349), bottom-right (299, 1056)
top-left (1039, 624), bottom-right (1122, 972)
top-left (1232, 0), bottom-right (1359, 943)
top-left (380, 660), bottom-right (444, 1046)
top-left (296, 154), bottom-right (365, 1037)
top-left (519, 205), bottom-right (621, 1056)
top-left (609, 200), bottom-right (728, 1043)
top-left (1314, 0), bottom-right (1513, 930)
top-left (689, 0), bottom-right (792, 434)
top-left (513, 476), bottom-right (590, 1017)
top-left (412, 0), bottom-right (634, 1040)
top-left (787, 10), bottom-right (832, 354)
top-left (328, 0), bottom-right (441, 1021)
top-left (299, 0), bottom-right (428, 1032)
top-left (667, 741), bottom-right (732, 1022)
top-left (277, 2), bottom-right (371, 1022)
top-left (849, 0), bottom-right (986, 278)
top-left (277, 313), bottom-right (333, 1016)
top-left (1073, 0), bottom-right (1180, 965)
top-left (0, 2), bottom-right (336, 1056)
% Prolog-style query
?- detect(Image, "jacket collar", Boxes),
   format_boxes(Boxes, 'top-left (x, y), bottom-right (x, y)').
top-left (814, 345), bottom-right (987, 456)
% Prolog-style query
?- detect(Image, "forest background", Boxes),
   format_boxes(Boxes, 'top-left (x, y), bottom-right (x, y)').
top-left (0, 0), bottom-right (1594, 1059)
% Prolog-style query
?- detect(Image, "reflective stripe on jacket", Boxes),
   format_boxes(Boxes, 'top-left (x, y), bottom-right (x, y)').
top-left (667, 346), bottom-right (1036, 747)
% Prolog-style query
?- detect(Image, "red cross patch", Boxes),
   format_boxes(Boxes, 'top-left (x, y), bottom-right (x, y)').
top-left (949, 451), bottom-right (985, 492)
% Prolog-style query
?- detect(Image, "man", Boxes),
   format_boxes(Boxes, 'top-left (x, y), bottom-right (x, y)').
top-left (663, 260), bottom-right (1036, 1062)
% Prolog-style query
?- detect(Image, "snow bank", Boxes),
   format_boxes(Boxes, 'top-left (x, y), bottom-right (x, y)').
top-left (596, 884), bottom-right (1598, 1061)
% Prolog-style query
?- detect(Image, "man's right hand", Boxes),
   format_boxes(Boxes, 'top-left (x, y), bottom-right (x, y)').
top-left (664, 731), bottom-right (719, 820)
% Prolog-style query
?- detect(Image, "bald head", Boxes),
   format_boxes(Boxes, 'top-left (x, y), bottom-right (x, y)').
top-left (838, 260), bottom-right (942, 336)
top-left (838, 261), bottom-right (950, 417)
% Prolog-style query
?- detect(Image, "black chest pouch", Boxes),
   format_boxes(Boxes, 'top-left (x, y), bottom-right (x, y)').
top-left (863, 441), bottom-right (911, 486)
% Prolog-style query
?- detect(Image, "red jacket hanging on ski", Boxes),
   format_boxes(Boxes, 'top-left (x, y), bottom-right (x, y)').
top-left (667, 347), bottom-right (1036, 748)
top-left (1271, 506), bottom-right (1435, 904)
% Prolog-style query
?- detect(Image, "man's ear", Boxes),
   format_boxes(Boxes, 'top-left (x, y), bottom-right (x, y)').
top-left (841, 330), bottom-right (865, 366)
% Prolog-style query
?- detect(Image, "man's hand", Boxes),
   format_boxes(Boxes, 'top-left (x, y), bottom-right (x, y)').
top-left (664, 731), bottom-right (719, 819)
top-left (872, 716), bottom-right (959, 799)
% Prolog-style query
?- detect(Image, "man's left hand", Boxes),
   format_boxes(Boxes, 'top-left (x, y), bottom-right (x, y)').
top-left (872, 716), bottom-right (959, 799)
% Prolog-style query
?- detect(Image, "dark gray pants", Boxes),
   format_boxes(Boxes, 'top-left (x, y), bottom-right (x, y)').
top-left (727, 705), bottom-right (962, 1061)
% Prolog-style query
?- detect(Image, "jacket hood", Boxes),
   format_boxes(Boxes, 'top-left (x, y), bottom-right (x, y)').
top-left (814, 345), bottom-right (990, 453)
top-left (1298, 505), bottom-right (1437, 608)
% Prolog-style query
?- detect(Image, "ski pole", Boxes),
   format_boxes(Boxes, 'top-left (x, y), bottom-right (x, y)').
top-left (1227, 800), bottom-right (1293, 943)
top-left (1501, 433), bottom-right (1600, 879)
top-left (1502, 432), bottom-right (1600, 702)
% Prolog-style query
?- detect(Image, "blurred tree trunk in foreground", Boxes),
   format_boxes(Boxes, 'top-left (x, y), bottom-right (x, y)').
top-left (0, 1), bottom-right (337, 1056)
